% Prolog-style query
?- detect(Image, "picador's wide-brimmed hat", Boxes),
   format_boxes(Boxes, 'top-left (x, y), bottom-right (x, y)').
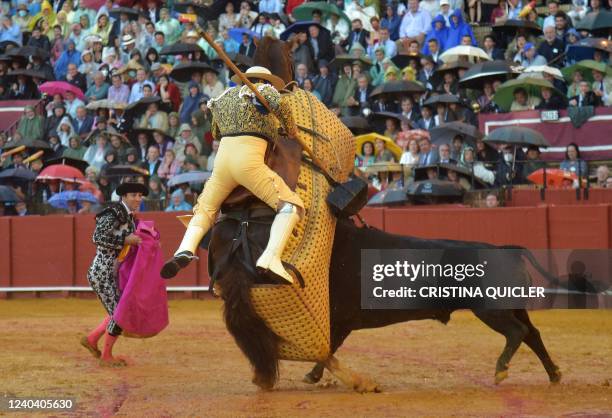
top-left (116, 181), bottom-right (149, 196)
top-left (231, 66), bottom-right (285, 90)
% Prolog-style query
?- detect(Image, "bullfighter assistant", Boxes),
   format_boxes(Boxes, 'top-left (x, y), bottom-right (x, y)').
top-left (161, 66), bottom-right (304, 284)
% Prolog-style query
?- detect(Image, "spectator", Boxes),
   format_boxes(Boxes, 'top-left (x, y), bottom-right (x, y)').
top-left (142, 145), bottom-right (161, 176)
top-left (84, 134), bottom-right (110, 170)
top-left (485, 193), bottom-right (499, 208)
top-left (560, 142), bottom-right (588, 177)
top-left (139, 102), bottom-right (169, 132)
top-left (157, 149), bottom-right (181, 180)
top-left (312, 60), bottom-right (335, 107)
top-left (309, 23), bottom-right (335, 65)
top-left (64, 90), bottom-right (85, 119)
top-left (332, 63), bottom-right (357, 116)
top-left (381, 5), bottom-right (401, 41)
top-left (543, 0), bottom-right (560, 28)
top-left (569, 81), bottom-right (601, 107)
top-left (165, 188), bottom-right (192, 212)
top-left (461, 147), bottom-right (495, 185)
top-left (85, 72), bottom-right (109, 102)
top-left (0, 15), bottom-right (22, 46)
top-left (591, 69), bottom-right (612, 106)
top-left (538, 26), bottom-right (565, 68)
top-left (129, 69), bottom-right (155, 103)
top-left (47, 134), bottom-right (67, 159)
top-left (418, 138), bottom-right (439, 165)
top-left (179, 81), bottom-right (205, 124)
top-left (536, 87), bottom-right (566, 110)
top-left (374, 138), bottom-right (396, 162)
top-left (423, 15), bottom-right (447, 56)
top-left (238, 33), bottom-right (256, 58)
top-left (495, 145), bottom-right (524, 186)
top-left (446, 9), bottom-right (476, 49)
top-left (521, 43), bottom-right (547, 68)
top-left (521, 145), bottom-right (546, 178)
top-left (73, 106), bottom-right (94, 139)
top-left (345, 18), bottom-right (369, 51)
top-left (510, 87), bottom-right (541, 111)
top-left (16, 106), bottom-right (44, 142)
top-left (482, 35), bottom-right (504, 60)
top-left (594, 165), bottom-right (610, 187)
top-left (399, 139), bottom-right (421, 165)
top-left (438, 143), bottom-right (457, 164)
top-left (62, 135), bottom-right (87, 160)
top-left (108, 74), bottom-right (130, 104)
top-left (399, 0), bottom-right (432, 48)
top-left (417, 105), bottom-right (437, 130)
top-left (355, 141), bottom-right (376, 168)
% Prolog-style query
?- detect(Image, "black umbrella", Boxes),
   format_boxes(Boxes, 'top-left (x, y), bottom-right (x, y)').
top-left (130, 127), bottom-right (174, 147)
top-left (576, 10), bottom-right (612, 33)
top-left (160, 43), bottom-right (205, 56)
top-left (329, 53), bottom-right (372, 70)
top-left (0, 185), bottom-right (19, 202)
top-left (8, 46), bottom-right (50, 61)
top-left (4, 138), bottom-right (51, 152)
top-left (0, 167), bottom-right (38, 182)
top-left (125, 96), bottom-right (165, 118)
top-left (492, 19), bottom-right (542, 36)
top-left (424, 94), bottom-right (463, 107)
top-left (484, 126), bottom-right (550, 147)
top-left (406, 179), bottom-right (464, 204)
top-left (369, 80), bottom-right (426, 101)
top-left (430, 122), bottom-right (481, 147)
top-left (391, 53), bottom-right (422, 70)
top-left (173, 2), bottom-right (214, 20)
top-left (371, 111), bottom-right (413, 129)
top-left (458, 60), bottom-right (519, 90)
top-left (340, 116), bottom-right (371, 134)
top-left (7, 68), bottom-right (51, 81)
top-left (43, 157), bottom-right (89, 173)
top-left (109, 7), bottom-right (142, 20)
top-left (431, 61), bottom-right (472, 87)
top-left (0, 40), bottom-right (19, 53)
top-left (167, 171), bottom-right (212, 186)
top-left (413, 163), bottom-right (489, 189)
top-left (170, 62), bottom-right (218, 82)
top-left (367, 186), bottom-right (410, 206)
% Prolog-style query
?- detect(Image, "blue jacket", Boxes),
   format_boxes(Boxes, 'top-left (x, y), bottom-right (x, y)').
top-left (445, 9), bottom-right (476, 50)
top-left (54, 47), bottom-right (82, 80)
top-left (423, 15), bottom-right (447, 55)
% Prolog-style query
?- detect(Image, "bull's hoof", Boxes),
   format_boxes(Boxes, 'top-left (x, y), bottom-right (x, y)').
top-left (494, 370), bottom-right (509, 385)
top-left (549, 368), bottom-right (562, 384)
top-left (252, 374), bottom-right (274, 391)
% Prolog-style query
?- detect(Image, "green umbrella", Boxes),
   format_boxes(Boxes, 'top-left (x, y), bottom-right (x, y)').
top-left (561, 59), bottom-right (611, 83)
top-left (293, 2), bottom-right (350, 24)
top-left (493, 78), bottom-right (561, 112)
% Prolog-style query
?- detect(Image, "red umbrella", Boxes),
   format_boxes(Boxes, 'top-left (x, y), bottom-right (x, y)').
top-left (527, 168), bottom-right (577, 188)
top-left (80, 0), bottom-right (106, 8)
top-left (37, 164), bottom-right (85, 182)
top-left (39, 81), bottom-right (85, 101)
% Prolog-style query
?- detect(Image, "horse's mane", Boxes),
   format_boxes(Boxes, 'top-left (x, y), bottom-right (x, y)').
top-left (253, 36), bottom-right (293, 85)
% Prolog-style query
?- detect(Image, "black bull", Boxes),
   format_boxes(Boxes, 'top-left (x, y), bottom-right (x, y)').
top-left (207, 210), bottom-right (562, 391)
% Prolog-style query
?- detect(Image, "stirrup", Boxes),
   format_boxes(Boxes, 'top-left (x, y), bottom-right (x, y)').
top-left (160, 251), bottom-right (199, 279)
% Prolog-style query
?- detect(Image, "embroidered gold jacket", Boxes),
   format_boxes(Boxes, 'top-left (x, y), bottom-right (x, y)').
top-left (207, 84), bottom-right (297, 143)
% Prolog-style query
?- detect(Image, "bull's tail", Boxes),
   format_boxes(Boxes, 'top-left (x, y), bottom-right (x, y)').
top-left (221, 273), bottom-right (281, 388)
top-left (498, 245), bottom-right (560, 286)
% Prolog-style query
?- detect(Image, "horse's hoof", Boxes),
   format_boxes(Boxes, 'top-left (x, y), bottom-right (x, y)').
top-left (494, 370), bottom-right (508, 385)
top-left (252, 374), bottom-right (274, 391)
top-left (303, 373), bottom-right (319, 385)
top-left (549, 368), bottom-right (562, 384)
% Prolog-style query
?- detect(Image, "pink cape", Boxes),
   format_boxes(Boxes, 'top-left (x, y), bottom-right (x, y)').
top-left (114, 220), bottom-right (169, 338)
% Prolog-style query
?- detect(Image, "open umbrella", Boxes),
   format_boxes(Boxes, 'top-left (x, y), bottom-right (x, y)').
top-left (492, 19), bottom-right (542, 36)
top-left (329, 53), bottom-right (372, 70)
top-left (228, 28), bottom-right (260, 43)
top-left (159, 43), bottom-right (205, 56)
top-left (371, 111), bottom-right (414, 130)
top-left (390, 53), bottom-right (422, 70)
top-left (174, 2), bottom-right (214, 20)
top-left (43, 157), bottom-right (89, 173)
top-left (280, 21), bottom-right (329, 41)
top-left (413, 163), bottom-right (489, 189)
top-left (576, 10), bottom-right (612, 34)
top-left (167, 171), bottom-right (212, 186)
top-left (362, 161), bottom-right (404, 175)
top-left (109, 6), bottom-right (141, 20)
top-left (86, 99), bottom-right (127, 111)
top-left (170, 62), bottom-right (218, 82)
top-left (459, 60), bottom-right (519, 89)
top-left (37, 164), bottom-right (85, 182)
top-left (125, 96), bottom-right (164, 118)
top-left (340, 116), bottom-right (371, 135)
top-left (492, 78), bottom-right (561, 112)
top-left (424, 94), bottom-right (463, 107)
top-left (0, 40), bottom-right (19, 53)
top-left (39, 81), bottom-right (85, 100)
top-left (439, 45), bottom-right (492, 63)
top-left (406, 179), bottom-right (464, 203)
top-left (104, 165), bottom-right (150, 178)
top-left (7, 68), bottom-right (51, 81)
top-left (130, 128), bottom-right (174, 147)
top-left (431, 61), bottom-right (472, 87)
top-left (367, 186), bottom-right (409, 206)
top-left (430, 122), bottom-right (481, 147)
top-left (567, 38), bottom-right (612, 62)
top-left (369, 80), bottom-right (426, 101)
top-left (561, 59), bottom-right (611, 82)
top-left (0, 167), bottom-right (38, 182)
top-left (0, 185), bottom-right (19, 202)
top-left (484, 126), bottom-right (550, 147)
top-left (4, 138), bottom-right (51, 152)
top-left (7, 46), bottom-right (50, 61)
top-left (293, 2), bottom-right (350, 23)
top-left (48, 190), bottom-right (98, 209)
top-left (355, 133), bottom-right (402, 161)
top-left (527, 168), bottom-right (578, 188)
top-left (520, 65), bottom-right (564, 81)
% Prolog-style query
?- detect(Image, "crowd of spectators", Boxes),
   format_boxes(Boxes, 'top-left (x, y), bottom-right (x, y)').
top-left (0, 0), bottom-right (611, 215)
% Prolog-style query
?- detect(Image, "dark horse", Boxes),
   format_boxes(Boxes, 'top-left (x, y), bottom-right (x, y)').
top-left (205, 37), bottom-right (561, 392)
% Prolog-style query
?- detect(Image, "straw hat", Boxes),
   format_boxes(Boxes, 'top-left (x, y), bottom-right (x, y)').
top-left (231, 66), bottom-right (285, 90)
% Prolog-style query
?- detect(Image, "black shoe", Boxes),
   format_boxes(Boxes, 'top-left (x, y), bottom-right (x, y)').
top-left (161, 251), bottom-right (196, 279)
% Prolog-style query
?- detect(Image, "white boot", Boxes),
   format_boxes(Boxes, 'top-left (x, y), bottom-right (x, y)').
top-left (256, 203), bottom-right (300, 284)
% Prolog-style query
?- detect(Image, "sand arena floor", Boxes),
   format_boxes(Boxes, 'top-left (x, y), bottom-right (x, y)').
top-left (0, 299), bottom-right (611, 417)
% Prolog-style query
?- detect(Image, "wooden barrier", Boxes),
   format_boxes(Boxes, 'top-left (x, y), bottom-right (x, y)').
top-left (1, 204), bottom-right (611, 296)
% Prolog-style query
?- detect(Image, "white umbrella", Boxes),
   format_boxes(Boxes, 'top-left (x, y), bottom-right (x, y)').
top-left (520, 65), bottom-right (564, 81)
top-left (439, 45), bottom-right (492, 63)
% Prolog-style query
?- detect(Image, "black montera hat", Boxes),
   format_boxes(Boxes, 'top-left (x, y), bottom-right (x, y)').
top-left (116, 181), bottom-right (149, 196)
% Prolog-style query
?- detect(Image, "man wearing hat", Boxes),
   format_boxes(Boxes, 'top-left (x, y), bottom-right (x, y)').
top-left (520, 43), bottom-right (547, 68)
top-left (162, 66), bottom-right (304, 285)
top-left (81, 181), bottom-right (148, 367)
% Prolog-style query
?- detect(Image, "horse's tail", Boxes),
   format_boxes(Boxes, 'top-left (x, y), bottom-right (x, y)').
top-left (221, 272), bottom-right (281, 387)
top-left (498, 245), bottom-right (560, 286)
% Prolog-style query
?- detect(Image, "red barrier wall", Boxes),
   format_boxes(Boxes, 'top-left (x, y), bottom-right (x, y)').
top-left (1, 204), bottom-right (611, 292)
top-left (509, 189), bottom-right (612, 207)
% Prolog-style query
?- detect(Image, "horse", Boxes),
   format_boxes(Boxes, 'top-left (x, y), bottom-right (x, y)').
top-left (204, 36), bottom-right (561, 392)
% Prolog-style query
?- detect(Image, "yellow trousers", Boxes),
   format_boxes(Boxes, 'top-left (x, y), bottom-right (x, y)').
top-left (189, 135), bottom-right (304, 229)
